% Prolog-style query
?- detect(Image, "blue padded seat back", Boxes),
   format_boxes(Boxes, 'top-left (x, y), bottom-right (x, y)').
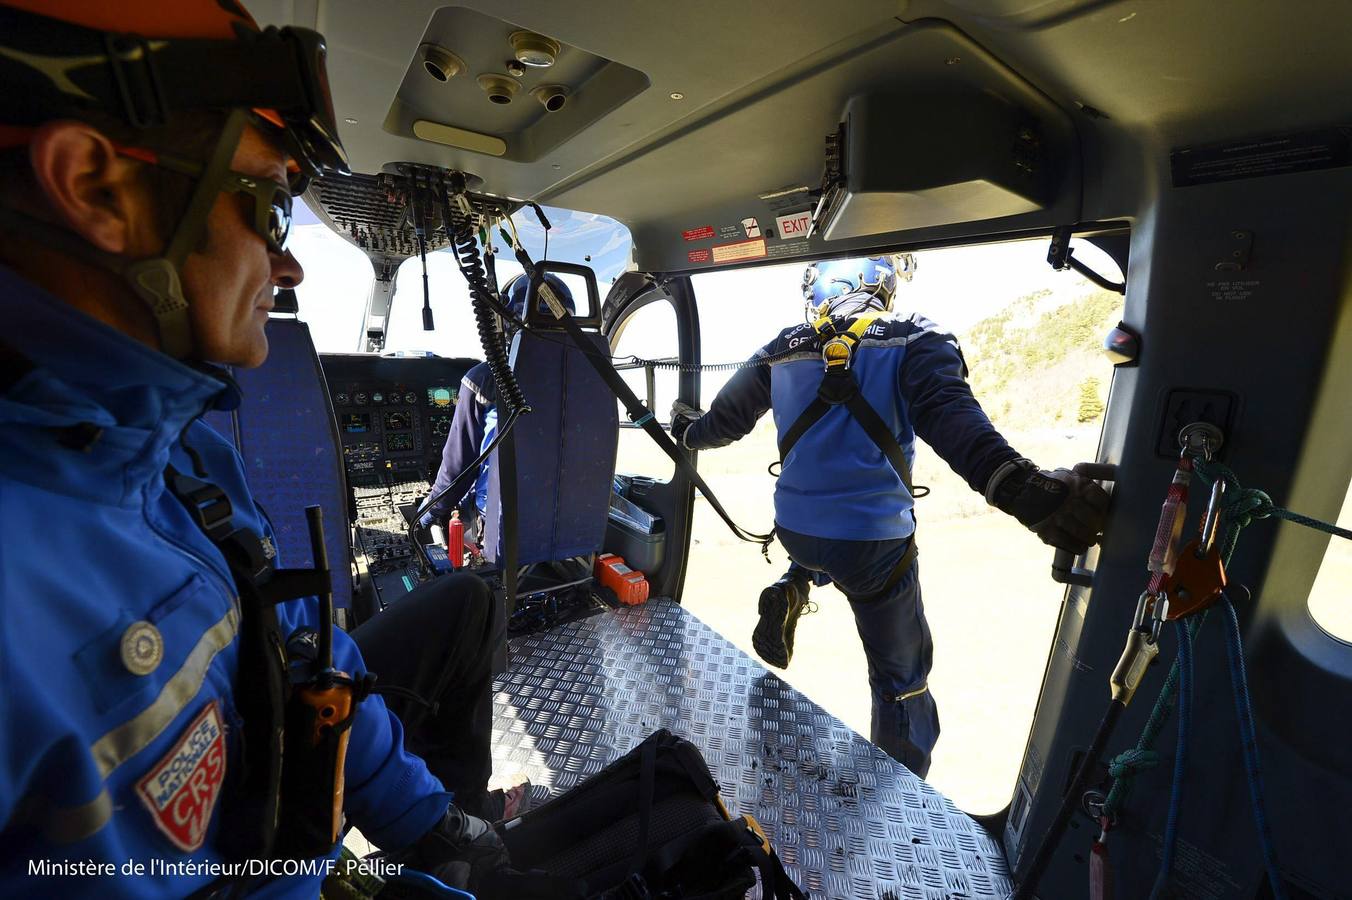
top-left (201, 319), bottom-right (351, 609)
top-left (484, 328), bottom-right (618, 567)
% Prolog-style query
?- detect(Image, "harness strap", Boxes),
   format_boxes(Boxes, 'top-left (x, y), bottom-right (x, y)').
top-left (779, 311), bottom-right (916, 498)
top-left (165, 463), bottom-right (353, 868)
top-left (854, 535), bottom-right (917, 605)
top-left (0, 338), bottom-right (36, 392)
top-left (162, 465), bottom-right (287, 869)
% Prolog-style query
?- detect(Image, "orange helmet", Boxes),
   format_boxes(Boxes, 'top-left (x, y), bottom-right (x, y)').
top-left (0, 0), bottom-right (348, 177)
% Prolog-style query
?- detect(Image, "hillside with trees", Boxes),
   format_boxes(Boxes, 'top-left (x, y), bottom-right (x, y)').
top-left (959, 287), bottom-right (1125, 432)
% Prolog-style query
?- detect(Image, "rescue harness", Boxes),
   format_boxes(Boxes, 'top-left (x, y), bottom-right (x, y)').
top-left (776, 309), bottom-right (922, 588)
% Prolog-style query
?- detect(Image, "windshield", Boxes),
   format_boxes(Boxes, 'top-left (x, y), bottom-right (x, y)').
top-left (289, 199), bottom-right (632, 355)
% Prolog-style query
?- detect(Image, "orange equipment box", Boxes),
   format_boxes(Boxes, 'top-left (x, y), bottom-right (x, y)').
top-left (594, 553), bottom-right (650, 606)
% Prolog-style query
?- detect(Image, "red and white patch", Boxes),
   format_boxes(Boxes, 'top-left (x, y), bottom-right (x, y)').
top-left (137, 702), bottom-right (227, 852)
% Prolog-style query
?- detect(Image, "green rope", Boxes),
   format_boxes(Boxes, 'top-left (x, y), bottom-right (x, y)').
top-left (1101, 459), bottom-right (1351, 821)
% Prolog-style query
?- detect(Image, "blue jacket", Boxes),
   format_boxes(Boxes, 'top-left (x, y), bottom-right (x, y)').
top-left (425, 361), bottom-right (496, 522)
top-left (0, 267), bottom-right (450, 897)
top-left (683, 310), bottom-right (1019, 541)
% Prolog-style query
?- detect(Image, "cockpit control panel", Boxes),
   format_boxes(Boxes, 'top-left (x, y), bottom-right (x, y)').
top-left (319, 354), bottom-right (476, 487)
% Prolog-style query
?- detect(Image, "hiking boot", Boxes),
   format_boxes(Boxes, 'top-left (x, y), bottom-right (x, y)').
top-left (753, 574), bottom-right (812, 669)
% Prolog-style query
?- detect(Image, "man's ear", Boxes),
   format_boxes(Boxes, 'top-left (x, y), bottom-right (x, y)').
top-left (26, 121), bottom-right (145, 256)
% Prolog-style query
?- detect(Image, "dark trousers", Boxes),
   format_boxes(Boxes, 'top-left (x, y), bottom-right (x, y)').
top-left (350, 572), bottom-right (503, 818)
top-left (777, 526), bottom-right (940, 778)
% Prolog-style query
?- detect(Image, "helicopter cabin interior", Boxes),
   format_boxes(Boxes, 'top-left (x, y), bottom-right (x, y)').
top-left (220, 1), bottom-right (1352, 897)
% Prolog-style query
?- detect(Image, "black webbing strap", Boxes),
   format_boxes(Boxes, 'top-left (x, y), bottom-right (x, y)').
top-left (163, 463), bottom-right (347, 869)
top-left (630, 737), bottom-right (660, 874)
top-left (162, 464), bottom-right (285, 878)
top-left (869, 536), bottom-right (917, 602)
top-left (498, 419), bottom-right (521, 616)
top-left (546, 309), bottom-right (774, 551)
top-left (0, 339), bottom-right (35, 392)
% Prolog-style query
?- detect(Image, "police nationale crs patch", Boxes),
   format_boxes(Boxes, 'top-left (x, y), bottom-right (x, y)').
top-left (136, 701), bottom-right (227, 852)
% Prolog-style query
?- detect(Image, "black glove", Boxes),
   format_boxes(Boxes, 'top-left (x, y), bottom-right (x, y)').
top-left (987, 458), bottom-right (1110, 555)
top-left (384, 804), bottom-right (510, 894)
top-left (669, 400), bottom-right (704, 447)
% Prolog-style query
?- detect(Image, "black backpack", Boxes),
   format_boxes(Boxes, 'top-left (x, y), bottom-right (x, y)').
top-left (483, 729), bottom-right (808, 900)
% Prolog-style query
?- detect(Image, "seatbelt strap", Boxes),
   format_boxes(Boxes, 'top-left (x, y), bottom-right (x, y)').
top-left (498, 417), bottom-right (521, 617)
top-left (543, 302), bottom-right (775, 552)
top-left (0, 339), bottom-right (35, 392)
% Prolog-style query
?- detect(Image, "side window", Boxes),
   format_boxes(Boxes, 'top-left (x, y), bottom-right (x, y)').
top-left (610, 299), bottom-right (680, 480)
top-left (679, 240), bottom-right (1125, 814)
top-left (1307, 478), bottom-right (1352, 642)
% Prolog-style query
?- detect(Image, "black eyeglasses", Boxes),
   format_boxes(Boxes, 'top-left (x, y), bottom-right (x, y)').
top-left (220, 171), bottom-right (293, 253)
top-left (115, 144), bottom-right (294, 253)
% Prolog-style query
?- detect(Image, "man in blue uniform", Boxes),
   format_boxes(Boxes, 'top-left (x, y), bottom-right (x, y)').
top-left (422, 273), bottom-right (575, 535)
top-left (671, 256), bottom-right (1109, 776)
top-left (0, 2), bottom-right (510, 895)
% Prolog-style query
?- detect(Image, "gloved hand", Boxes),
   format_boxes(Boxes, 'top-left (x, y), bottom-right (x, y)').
top-left (986, 458), bottom-right (1110, 554)
top-left (669, 400), bottom-right (704, 447)
top-left (386, 804), bottom-right (510, 893)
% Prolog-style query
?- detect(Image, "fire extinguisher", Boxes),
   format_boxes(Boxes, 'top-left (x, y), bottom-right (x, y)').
top-left (447, 510), bottom-right (464, 570)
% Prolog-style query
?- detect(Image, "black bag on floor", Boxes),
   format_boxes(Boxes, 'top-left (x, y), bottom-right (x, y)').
top-left (482, 728), bottom-right (807, 900)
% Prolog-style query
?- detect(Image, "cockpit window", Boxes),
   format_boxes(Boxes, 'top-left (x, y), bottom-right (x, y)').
top-left (290, 198), bottom-right (373, 352)
top-left (289, 199), bottom-right (631, 355)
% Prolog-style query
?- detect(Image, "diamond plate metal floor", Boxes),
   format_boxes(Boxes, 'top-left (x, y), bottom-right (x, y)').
top-left (490, 599), bottom-right (1013, 900)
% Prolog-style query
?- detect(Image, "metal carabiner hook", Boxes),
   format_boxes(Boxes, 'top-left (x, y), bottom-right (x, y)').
top-left (1199, 478), bottom-right (1227, 556)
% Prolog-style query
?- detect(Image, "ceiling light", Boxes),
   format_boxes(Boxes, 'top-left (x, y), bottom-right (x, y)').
top-left (669, 92), bottom-right (685, 100)
top-left (509, 31), bottom-right (560, 68)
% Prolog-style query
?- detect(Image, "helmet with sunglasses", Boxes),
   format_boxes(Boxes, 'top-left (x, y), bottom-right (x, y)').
top-left (801, 256), bottom-right (900, 322)
top-left (0, 0), bottom-right (349, 358)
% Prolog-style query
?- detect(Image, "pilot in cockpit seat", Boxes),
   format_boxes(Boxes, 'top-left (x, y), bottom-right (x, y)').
top-left (422, 272), bottom-right (576, 540)
top-left (0, 2), bottom-right (521, 895)
top-left (671, 255), bottom-right (1110, 778)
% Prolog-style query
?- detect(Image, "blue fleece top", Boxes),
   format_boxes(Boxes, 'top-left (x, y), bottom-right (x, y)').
top-left (683, 309), bottom-right (1020, 541)
top-left (0, 266), bottom-right (449, 898)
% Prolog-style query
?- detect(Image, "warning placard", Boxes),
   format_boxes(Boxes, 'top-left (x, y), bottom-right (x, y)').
top-left (682, 225), bottom-right (715, 242)
top-left (711, 238), bottom-right (767, 264)
top-left (687, 248), bottom-right (711, 264)
top-left (1171, 128), bottom-right (1352, 187)
top-left (774, 209), bottom-right (813, 240)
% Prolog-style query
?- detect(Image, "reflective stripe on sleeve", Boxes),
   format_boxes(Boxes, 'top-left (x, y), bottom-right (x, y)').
top-left (89, 605), bottom-right (239, 779)
top-left (40, 788), bottom-right (113, 844)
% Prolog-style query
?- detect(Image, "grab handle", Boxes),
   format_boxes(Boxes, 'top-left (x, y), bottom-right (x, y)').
top-left (1051, 462), bottom-right (1117, 587)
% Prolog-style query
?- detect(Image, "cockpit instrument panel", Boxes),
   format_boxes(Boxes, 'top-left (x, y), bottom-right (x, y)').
top-left (320, 354), bottom-right (477, 486)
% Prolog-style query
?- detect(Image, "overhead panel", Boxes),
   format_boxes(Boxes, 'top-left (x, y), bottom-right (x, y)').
top-left (384, 6), bottom-right (649, 164)
top-left (548, 20), bottom-right (1078, 274)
